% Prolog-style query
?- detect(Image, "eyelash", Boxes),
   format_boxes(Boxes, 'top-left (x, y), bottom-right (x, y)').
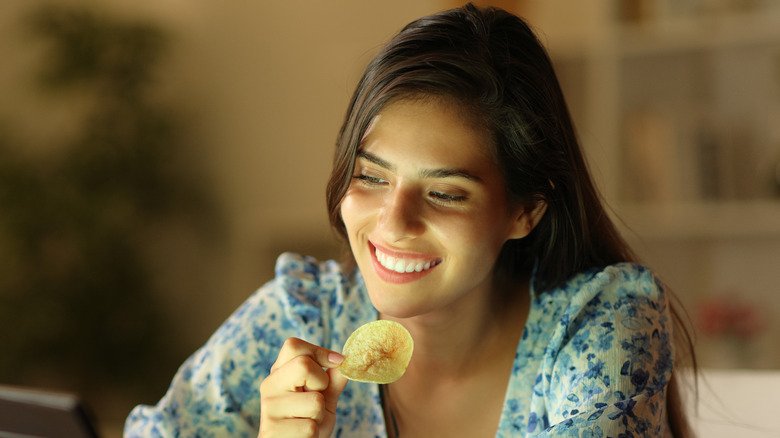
top-left (429, 191), bottom-right (467, 204)
top-left (352, 175), bottom-right (468, 204)
top-left (352, 174), bottom-right (386, 185)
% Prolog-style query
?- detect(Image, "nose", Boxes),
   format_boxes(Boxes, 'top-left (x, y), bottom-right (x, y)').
top-left (377, 186), bottom-right (424, 243)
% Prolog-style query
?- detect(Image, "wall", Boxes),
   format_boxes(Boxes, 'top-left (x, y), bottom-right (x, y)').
top-left (1, 0), bottom-right (455, 347)
top-left (0, 1), bottom-right (454, 433)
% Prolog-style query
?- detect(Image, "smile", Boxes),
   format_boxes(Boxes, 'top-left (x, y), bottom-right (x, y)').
top-left (369, 242), bottom-right (442, 284)
top-left (375, 247), bottom-right (440, 273)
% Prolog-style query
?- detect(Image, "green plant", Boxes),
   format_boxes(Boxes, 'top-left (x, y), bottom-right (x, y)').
top-left (0, 4), bottom-right (218, 400)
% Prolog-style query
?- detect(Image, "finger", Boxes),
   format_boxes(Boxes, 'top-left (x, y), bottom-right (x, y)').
top-left (263, 355), bottom-right (330, 392)
top-left (322, 367), bottom-right (348, 415)
top-left (260, 418), bottom-right (318, 438)
top-left (262, 391), bottom-right (326, 422)
top-left (272, 337), bottom-right (344, 372)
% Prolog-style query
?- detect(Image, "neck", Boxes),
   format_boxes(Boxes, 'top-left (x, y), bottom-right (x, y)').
top-left (379, 272), bottom-right (531, 437)
top-left (381, 271), bottom-right (529, 379)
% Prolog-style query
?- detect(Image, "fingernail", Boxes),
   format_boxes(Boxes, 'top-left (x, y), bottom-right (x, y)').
top-left (328, 352), bottom-right (344, 365)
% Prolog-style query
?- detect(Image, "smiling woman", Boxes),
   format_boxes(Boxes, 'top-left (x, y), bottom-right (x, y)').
top-left (341, 97), bottom-right (540, 321)
top-left (125, 3), bottom-right (695, 437)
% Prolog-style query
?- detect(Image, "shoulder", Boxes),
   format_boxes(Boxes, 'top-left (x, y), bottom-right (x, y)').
top-left (542, 262), bottom-right (674, 395)
top-left (543, 263), bottom-right (667, 324)
top-left (270, 252), bottom-right (351, 305)
top-left (124, 253), bottom-right (356, 435)
top-left (534, 263), bottom-right (675, 434)
top-left (544, 263), bottom-right (671, 356)
top-left (233, 252), bottom-right (362, 336)
top-left (273, 251), bottom-right (346, 279)
top-left (555, 262), bottom-right (664, 303)
top-left (257, 252), bottom-right (375, 347)
top-left (192, 252), bottom-right (358, 362)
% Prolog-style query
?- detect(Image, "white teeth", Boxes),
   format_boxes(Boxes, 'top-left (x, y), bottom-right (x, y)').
top-left (374, 247), bottom-right (438, 274)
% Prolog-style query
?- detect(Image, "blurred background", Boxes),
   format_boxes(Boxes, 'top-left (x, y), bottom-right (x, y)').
top-left (1, 0), bottom-right (778, 436)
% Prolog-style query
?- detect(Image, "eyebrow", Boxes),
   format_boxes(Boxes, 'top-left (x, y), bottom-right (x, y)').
top-left (357, 150), bottom-right (483, 182)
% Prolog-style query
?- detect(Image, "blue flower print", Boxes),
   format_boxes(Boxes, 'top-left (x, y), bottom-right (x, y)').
top-left (125, 257), bottom-right (674, 438)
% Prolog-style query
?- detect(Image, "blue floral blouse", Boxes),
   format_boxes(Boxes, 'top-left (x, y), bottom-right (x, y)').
top-left (125, 253), bottom-right (674, 437)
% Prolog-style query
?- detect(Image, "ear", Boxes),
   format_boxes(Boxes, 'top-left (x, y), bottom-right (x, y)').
top-left (507, 201), bottom-right (547, 240)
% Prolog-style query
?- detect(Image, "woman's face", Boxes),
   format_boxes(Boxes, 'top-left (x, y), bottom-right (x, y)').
top-left (340, 98), bottom-right (535, 319)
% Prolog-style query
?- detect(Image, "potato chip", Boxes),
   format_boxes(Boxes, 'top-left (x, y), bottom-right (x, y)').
top-left (339, 320), bottom-right (414, 384)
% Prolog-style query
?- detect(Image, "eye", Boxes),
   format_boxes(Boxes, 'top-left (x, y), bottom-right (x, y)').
top-left (429, 191), bottom-right (467, 204)
top-left (352, 174), bottom-right (387, 186)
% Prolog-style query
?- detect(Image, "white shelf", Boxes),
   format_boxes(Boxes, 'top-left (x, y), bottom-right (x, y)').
top-left (525, 0), bottom-right (780, 370)
top-left (613, 200), bottom-right (780, 240)
top-left (535, 4), bottom-right (780, 243)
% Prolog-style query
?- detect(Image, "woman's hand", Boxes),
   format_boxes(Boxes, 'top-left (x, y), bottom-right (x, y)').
top-left (259, 337), bottom-right (349, 437)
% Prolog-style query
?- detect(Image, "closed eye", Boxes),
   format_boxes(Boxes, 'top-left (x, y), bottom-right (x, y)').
top-left (429, 191), bottom-right (467, 203)
top-left (353, 174), bottom-right (387, 186)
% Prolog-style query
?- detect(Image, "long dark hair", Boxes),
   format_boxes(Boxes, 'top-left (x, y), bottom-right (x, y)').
top-left (326, 3), bottom-right (694, 436)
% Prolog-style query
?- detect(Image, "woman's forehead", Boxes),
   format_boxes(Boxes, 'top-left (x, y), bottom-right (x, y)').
top-left (359, 98), bottom-right (499, 174)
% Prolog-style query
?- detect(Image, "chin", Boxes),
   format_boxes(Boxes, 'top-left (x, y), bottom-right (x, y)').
top-left (363, 283), bottom-right (435, 320)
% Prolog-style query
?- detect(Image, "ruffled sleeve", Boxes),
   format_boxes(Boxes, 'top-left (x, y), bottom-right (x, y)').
top-left (123, 253), bottom-right (346, 438)
top-left (537, 264), bottom-right (674, 437)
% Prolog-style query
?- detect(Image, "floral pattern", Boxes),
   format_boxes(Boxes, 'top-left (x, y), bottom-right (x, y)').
top-left (125, 253), bottom-right (674, 437)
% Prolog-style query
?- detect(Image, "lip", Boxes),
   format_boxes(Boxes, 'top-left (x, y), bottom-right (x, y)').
top-left (368, 241), bottom-right (441, 284)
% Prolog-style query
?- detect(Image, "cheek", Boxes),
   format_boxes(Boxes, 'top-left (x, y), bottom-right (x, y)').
top-left (433, 211), bottom-right (512, 256)
top-left (339, 197), bottom-right (356, 236)
top-left (340, 190), bottom-right (377, 234)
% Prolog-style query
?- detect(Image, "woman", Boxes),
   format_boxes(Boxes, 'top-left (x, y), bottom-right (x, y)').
top-left (126, 4), bottom-right (694, 437)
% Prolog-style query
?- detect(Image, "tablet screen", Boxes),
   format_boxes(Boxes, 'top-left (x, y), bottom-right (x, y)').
top-left (0, 385), bottom-right (99, 438)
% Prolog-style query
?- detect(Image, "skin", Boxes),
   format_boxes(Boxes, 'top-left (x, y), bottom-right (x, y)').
top-left (259, 97), bottom-right (546, 437)
top-left (258, 338), bottom-right (348, 437)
